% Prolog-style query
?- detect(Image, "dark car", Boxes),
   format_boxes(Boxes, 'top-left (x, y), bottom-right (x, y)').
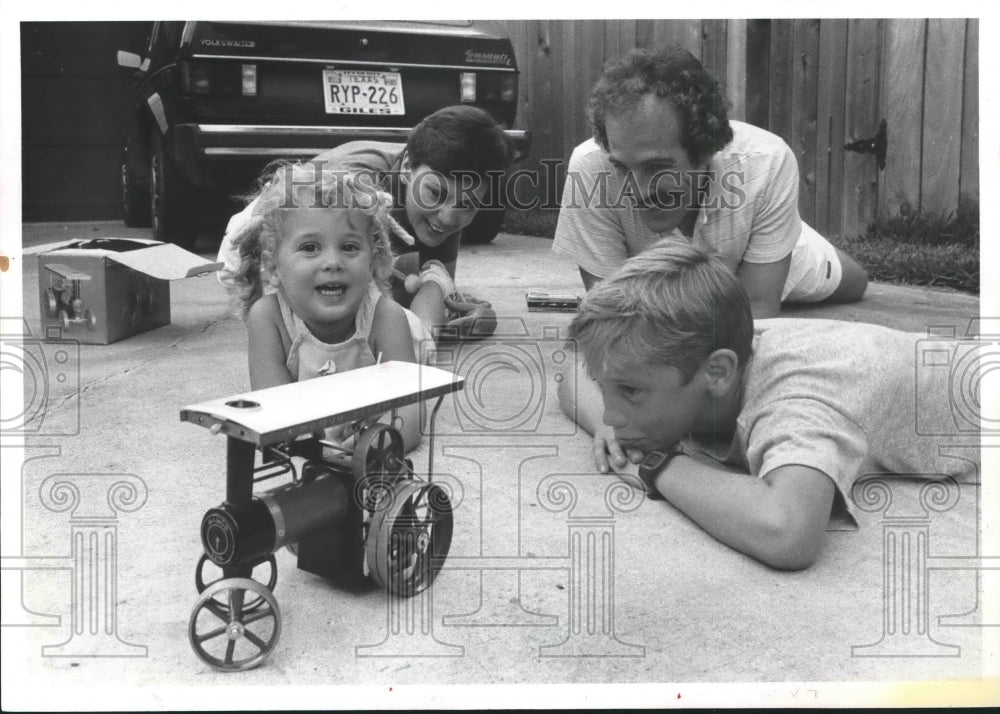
top-left (117, 20), bottom-right (530, 248)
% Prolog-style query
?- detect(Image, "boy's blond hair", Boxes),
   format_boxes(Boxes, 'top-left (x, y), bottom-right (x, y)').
top-left (569, 240), bottom-right (753, 381)
top-left (228, 162), bottom-right (414, 317)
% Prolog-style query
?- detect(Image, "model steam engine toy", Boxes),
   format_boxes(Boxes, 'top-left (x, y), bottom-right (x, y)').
top-left (44, 263), bottom-right (97, 330)
top-left (180, 361), bottom-right (463, 672)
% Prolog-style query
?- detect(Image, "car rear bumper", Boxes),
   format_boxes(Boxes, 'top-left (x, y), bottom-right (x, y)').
top-left (175, 122), bottom-right (531, 164)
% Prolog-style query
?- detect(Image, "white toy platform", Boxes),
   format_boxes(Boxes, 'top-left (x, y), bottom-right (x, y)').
top-left (180, 361), bottom-right (463, 446)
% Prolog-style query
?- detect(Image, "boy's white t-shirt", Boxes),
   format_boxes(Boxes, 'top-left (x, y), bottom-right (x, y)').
top-left (688, 318), bottom-right (981, 528)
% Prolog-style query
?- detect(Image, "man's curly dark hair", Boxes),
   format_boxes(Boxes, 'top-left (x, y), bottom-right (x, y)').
top-left (588, 46), bottom-right (733, 165)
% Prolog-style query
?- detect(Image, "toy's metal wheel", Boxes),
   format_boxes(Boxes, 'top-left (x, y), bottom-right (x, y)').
top-left (352, 423), bottom-right (407, 482)
top-left (365, 480), bottom-right (453, 597)
top-left (84, 309), bottom-right (96, 329)
top-left (188, 577), bottom-right (281, 672)
top-left (195, 554), bottom-right (276, 614)
top-left (58, 310), bottom-right (70, 330)
top-left (46, 290), bottom-right (60, 316)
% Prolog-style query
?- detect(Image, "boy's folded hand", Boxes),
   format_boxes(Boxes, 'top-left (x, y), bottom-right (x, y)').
top-left (593, 424), bottom-right (645, 473)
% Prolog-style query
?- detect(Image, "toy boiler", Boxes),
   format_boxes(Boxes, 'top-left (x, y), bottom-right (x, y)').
top-left (180, 361), bottom-right (463, 671)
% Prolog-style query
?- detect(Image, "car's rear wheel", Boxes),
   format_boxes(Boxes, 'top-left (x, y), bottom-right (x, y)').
top-left (150, 130), bottom-right (197, 250)
top-left (121, 146), bottom-right (151, 227)
top-left (462, 172), bottom-right (510, 245)
top-left (461, 206), bottom-right (505, 245)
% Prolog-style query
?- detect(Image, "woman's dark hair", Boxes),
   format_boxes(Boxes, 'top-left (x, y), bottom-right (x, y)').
top-left (588, 46), bottom-right (733, 164)
top-left (406, 105), bottom-right (514, 178)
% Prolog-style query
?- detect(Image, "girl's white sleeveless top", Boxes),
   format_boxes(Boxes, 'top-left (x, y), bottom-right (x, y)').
top-left (276, 283), bottom-right (431, 382)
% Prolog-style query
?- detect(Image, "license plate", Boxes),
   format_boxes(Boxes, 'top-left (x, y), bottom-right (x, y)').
top-left (322, 69), bottom-right (405, 115)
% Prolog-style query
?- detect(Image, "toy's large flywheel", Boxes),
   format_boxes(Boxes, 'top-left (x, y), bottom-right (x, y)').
top-left (365, 479), bottom-right (453, 597)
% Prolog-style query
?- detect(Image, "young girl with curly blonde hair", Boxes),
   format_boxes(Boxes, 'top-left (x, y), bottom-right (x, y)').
top-left (229, 162), bottom-right (432, 449)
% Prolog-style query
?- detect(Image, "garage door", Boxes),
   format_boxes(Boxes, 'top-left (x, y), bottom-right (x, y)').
top-left (21, 22), bottom-right (151, 221)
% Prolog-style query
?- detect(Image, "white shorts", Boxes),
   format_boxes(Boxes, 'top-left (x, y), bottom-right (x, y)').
top-left (781, 222), bottom-right (843, 303)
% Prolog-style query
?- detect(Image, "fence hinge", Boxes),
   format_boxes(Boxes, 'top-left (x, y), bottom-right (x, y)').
top-left (844, 118), bottom-right (887, 170)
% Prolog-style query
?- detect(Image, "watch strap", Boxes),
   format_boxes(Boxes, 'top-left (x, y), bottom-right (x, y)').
top-left (637, 445), bottom-right (684, 499)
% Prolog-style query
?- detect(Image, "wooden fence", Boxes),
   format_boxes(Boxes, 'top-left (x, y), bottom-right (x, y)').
top-left (497, 18), bottom-right (979, 239)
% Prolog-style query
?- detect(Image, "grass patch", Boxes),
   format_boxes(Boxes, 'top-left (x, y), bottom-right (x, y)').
top-left (835, 207), bottom-right (979, 294)
top-left (503, 205), bottom-right (980, 294)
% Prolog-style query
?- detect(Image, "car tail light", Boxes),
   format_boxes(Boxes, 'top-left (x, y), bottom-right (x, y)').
top-left (180, 61), bottom-right (247, 96)
top-left (499, 75), bottom-right (517, 102)
top-left (186, 64), bottom-right (211, 95)
top-left (477, 73), bottom-right (518, 103)
top-left (241, 64), bottom-right (257, 96)
top-left (460, 72), bottom-right (476, 102)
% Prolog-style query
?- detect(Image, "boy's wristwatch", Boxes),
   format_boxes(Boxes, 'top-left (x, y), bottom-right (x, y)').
top-left (637, 446), bottom-right (685, 499)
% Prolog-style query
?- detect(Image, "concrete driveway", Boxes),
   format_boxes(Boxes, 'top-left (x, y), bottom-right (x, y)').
top-left (2, 222), bottom-right (993, 709)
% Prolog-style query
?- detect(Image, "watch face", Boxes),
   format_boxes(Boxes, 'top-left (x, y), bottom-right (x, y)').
top-left (636, 450), bottom-right (669, 500)
top-left (640, 450), bottom-right (669, 475)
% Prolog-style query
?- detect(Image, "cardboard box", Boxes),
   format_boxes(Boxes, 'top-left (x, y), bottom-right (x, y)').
top-left (31, 238), bottom-right (221, 344)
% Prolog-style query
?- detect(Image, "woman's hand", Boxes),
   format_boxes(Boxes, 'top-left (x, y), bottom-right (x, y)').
top-left (443, 294), bottom-right (496, 340)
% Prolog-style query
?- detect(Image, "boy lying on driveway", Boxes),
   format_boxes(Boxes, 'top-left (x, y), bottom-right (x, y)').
top-left (559, 240), bottom-right (979, 569)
